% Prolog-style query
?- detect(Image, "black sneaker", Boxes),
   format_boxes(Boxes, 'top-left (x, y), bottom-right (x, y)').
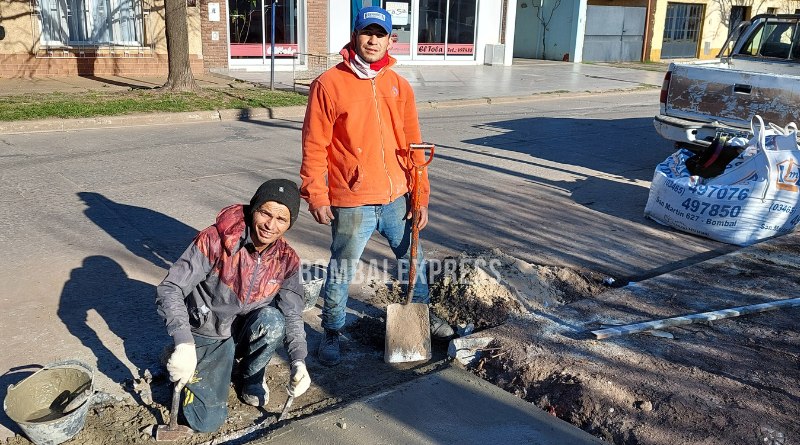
top-left (430, 313), bottom-right (455, 339)
top-left (318, 328), bottom-right (341, 366)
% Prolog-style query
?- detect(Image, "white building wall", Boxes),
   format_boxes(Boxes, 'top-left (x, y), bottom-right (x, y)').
top-left (476, 0), bottom-right (504, 65)
top-left (329, 0), bottom-right (352, 53)
top-left (569, 0), bottom-right (587, 62)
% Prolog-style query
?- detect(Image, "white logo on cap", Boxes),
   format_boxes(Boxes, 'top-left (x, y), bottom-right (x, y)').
top-left (364, 11), bottom-right (386, 21)
top-left (279, 186), bottom-right (284, 192)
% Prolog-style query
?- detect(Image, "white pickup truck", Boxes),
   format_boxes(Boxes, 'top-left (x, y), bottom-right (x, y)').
top-left (654, 14), bottom-right (800, 150)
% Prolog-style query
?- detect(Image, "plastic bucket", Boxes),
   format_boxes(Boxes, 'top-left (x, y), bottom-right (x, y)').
top-left (302, 265), bottom-right (326, 311)
top-left (3, 360), bottom-right (94, 445)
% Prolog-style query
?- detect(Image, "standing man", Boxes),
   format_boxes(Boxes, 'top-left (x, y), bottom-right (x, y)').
top-left (156, 179), bottom-right (311, 433)
top-left (300, 6), bottom-right (453, 367)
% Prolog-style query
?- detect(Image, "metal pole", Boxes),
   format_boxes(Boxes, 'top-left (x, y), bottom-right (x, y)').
top-left (270, 0), bottom-right (276, 90)
top-left (591, 297), bottom-right (800, 339)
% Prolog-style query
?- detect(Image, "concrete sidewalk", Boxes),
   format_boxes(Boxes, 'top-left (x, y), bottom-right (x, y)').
top-left (218, 59), bottom-right (667, 103)
top-left (255, 365), bottom-right (604, 445)
top-left (0, 60), bottom-right (666, 100)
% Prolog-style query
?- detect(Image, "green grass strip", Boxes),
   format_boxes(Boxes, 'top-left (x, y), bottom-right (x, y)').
top-left (0, 87), bottom-right (308, 122)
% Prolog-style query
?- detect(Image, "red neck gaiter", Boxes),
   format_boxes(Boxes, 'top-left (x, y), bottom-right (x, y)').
top-left (348, 45), bottom-right (390, 71)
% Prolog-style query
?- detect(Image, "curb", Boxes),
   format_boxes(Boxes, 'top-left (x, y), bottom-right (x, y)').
top-left (0, 106), bottom-right (308, 135)
top-left (416, 86), bottom-right (659, 110)
top-left (0, 86), bottom-right (656, 134)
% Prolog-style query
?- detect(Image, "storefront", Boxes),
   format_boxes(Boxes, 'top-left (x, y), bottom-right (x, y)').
top-left (220, 0), bottom-right (508, 70)
top-left (362, 0), bottom-right (479, 61)
top-left (227, 0), bottom-right (305, 68)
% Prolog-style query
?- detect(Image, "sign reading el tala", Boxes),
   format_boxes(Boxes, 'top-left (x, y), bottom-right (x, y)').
top-left (645, 115), bottom-right (800, 246)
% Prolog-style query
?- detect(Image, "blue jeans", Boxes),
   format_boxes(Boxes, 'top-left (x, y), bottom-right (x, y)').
top-left (181, 306), bottom-right (285, 433)
top-left (322, 195), bottom-right (428, 331)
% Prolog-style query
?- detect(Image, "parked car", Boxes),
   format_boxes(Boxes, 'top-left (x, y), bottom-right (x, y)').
top-left (654, 14), bottom-right (800, 151)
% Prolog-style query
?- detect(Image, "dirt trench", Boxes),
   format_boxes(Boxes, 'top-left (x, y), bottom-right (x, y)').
top-left (434, 250), bottom-right (799, 445)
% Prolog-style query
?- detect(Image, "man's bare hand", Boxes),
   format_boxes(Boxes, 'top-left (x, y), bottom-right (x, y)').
top-left (406, 206), bottom-right (429, 230)
top-left (311, 206), bottom-right (335, 225)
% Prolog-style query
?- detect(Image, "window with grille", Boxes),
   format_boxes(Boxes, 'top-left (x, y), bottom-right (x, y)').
top-left (38, 0), bottom-right (143, 46)
top-left (661, 2), bottom-right (705, 58)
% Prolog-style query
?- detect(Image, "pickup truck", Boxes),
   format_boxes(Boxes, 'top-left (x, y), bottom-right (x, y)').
top-left (654, 14), bottom-right (800, 150)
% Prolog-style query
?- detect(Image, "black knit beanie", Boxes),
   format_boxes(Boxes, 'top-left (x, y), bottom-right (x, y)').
top-left (249, 179), bottom-right (301, 228)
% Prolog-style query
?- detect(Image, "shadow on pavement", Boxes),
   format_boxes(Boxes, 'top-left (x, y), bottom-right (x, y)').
top-left (0, 256), bottom-right (169, 435)
top-left (462, 116), bottom-right (668, 183)
top-left (77, 192), bottom-right (196, 269)
top-left (77, 75), bottom-right (160, 89)
top-left (57, 256), bottom-right (168, 386)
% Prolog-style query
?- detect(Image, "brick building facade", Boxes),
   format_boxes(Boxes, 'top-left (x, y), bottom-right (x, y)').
top-left (0, 0), bottom-right (512, 78)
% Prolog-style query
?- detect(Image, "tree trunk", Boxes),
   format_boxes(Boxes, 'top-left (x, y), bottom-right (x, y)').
top-left (162, 0), bottom-right (199, 91)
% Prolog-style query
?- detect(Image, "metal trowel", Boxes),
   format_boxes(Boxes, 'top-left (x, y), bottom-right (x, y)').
top-left (277, 395), bottom-right (294, 422)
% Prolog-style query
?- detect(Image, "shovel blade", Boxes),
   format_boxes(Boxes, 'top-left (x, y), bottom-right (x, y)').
top-left (384, 302), bottom-right (432, 363)
top-left (154, 424), bottom-right (193, 441)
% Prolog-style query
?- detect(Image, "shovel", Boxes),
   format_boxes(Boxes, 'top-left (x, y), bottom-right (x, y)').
top-left (384, 143), bottom-right (435, 364)
top-left (155, 382), bottom-right (193, 441)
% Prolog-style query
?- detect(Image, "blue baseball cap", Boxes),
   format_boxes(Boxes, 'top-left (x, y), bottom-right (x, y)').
top-left (353, 6), bottom-right (392, 34)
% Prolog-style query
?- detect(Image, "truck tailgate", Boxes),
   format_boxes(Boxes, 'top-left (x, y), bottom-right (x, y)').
top-left (666, 63), bottom-right (800, 129)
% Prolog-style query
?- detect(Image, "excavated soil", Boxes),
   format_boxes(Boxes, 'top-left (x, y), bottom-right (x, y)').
top-left (4, 247), bottom-right (798, 445)
top-left (428, 249), bottom-right (606, 329)
top-left (451, 249), bottom-right (800, 445)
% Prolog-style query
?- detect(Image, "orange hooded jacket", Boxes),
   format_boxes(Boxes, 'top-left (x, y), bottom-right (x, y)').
top-left (300, 48), bottom-right (430, 210)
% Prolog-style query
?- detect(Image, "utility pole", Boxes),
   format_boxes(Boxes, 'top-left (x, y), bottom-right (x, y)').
top-left (270, 0), bottom-right (277, 90)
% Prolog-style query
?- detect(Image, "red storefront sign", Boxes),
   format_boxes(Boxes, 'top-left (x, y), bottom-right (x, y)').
top-left (389, 43), bottom-right (474, 56)
top-left (230, 43), bottom-right (298, 57)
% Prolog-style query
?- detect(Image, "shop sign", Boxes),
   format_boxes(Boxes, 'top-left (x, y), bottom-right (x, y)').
top-left (230, 43), bottom-right (299, 57)
top-left (417, 43), bottom-right (474, 55)
top-left (208, 2), bottom-right (220, 21)
top-left (386, 2), bottom-right (409, 26)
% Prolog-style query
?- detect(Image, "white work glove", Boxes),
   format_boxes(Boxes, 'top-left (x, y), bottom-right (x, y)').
top-left (166, 343), bottom-right (197, 386)
top-left (288, 361), bottom-right (311, 397)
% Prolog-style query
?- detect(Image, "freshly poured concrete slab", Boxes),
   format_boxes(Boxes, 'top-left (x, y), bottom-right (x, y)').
top-left (259, 365), bottom-right (604, 445)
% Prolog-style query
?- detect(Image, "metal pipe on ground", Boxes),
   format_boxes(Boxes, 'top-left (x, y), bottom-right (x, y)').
top-left (591, 297), bottom-right (800, 339)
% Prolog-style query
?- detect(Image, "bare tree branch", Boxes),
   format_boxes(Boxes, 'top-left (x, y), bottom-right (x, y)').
top-left (535, 0), bottom-right (563, 60)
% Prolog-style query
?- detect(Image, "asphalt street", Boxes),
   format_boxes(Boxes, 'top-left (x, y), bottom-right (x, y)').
top-left (4, 61), bottom-right (795, 445)
top-left (0, 89), bottom-right (733, 443)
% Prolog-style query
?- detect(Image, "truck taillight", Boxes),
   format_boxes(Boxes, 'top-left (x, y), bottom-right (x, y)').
top-left (660, 71), bottom-right (672, 104)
